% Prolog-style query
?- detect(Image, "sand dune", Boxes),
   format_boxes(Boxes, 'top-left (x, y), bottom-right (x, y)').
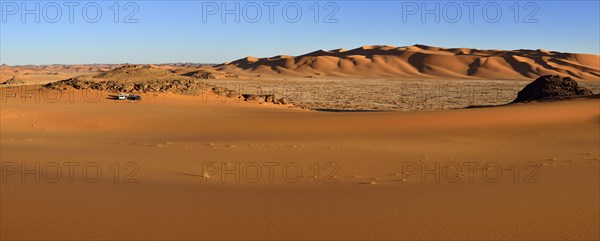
top-left (0, 64), bottom-right (106, 84)
top-left (3, 45), bottom-right (598, 83)
top-left (1, 90), bottom-right (598, 240)
top-left (217, 45), bottom-right (600, 80)
top-left (1, 51), bottom-right (599, 240)
top-left (0, 64), bottom-right (216, 84)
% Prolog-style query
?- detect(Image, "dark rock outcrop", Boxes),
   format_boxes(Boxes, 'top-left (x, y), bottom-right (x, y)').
top-left (1, 77), bottom-right (25, 85)
top-left (45, 78), bottom-right (208, 96)
top-left (513, 75), bottom-right (593, 102)
top-left (182, 70), bottom-right (238, 79)
top-left (44, 78), bottom-right (292, 106)
top-left (241, 94), bottom-right (290, 105)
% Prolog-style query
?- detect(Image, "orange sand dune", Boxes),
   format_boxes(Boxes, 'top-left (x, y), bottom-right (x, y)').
top-left (217, 45), bottom-right (600, 80)
top-left (0, 64), bottom-right (118, 84)
top-left (1, 90), bottom-right (598, 240)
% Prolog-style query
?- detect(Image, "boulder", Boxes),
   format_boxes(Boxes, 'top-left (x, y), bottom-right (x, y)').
top-left (72, 79), bottom-right (89, 89)
top-left (513, 75), bottom-right (593, 102)
top-left (265, 95), bottom-right (275, 103)
top-left (119, 83), bottom-right (135, 92)
top-left (276, 97), bottom-right (290, 105)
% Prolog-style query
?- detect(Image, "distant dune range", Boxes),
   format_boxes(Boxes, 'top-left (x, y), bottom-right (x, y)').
top-left (0, 63), bottom-right (210, 83)
top-left (2, 45), bottom-right (599, 84)
top-left (217, 45), bottom-right (600, 80)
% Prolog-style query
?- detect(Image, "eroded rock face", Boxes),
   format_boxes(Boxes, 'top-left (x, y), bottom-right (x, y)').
top-left (45, 78), bottom-right (208, 95)
top-left (1, 77), bottom-right (25, 85)
top-left (513, 75), bottom-right (593, 102)
top-left (44, 78), bottom-right (292, 106)
top-left (241, 94), bottom-right (289, 105)
top-left (183, 70), bottom-right (238, 79)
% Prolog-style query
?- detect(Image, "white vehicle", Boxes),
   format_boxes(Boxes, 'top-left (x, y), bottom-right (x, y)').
top-left (117, 93), bottom-right (128, 100)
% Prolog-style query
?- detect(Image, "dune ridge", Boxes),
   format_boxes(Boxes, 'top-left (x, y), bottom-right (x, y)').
top-left (217, 45), bottom-right (600, 80)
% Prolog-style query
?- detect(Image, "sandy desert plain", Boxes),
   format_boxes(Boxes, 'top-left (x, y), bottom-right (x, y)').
top-left (1, 45), bottom-right (599, 240)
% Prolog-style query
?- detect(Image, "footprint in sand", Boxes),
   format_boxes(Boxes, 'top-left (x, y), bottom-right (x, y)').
top-left (140, 142), bottom-right (163, 147)
top-left (358, 181), bottom-right (377, 185)
top-left (541, 158), bottom-right (575, 166)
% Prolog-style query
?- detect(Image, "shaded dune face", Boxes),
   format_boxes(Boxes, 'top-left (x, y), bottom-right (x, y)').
top-left (217, 45), bottom-right (600, 80)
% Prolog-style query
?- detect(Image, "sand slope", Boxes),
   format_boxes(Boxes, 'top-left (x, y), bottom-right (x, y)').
top-left (1, 90), bottom-right (598, 240)
top-left (0, 64), bottom-right (105, 84)
top-left (217, 45), bottom-right (600, 80)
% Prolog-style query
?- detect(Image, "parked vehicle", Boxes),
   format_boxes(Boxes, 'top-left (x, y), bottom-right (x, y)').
top-left (117, 93), bottom-right (128, 100)
top-left (127, 94), bottom-right (142, 101)
top-left (116, 93), bottom-right (141, 101)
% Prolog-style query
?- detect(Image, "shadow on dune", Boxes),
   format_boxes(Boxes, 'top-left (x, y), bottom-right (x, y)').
top-left (171, 172), bottom-right (204, 178)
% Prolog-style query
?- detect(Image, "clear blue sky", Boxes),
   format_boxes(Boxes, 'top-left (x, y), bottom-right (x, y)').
top-left (1, 0), bottom-right (598, 65)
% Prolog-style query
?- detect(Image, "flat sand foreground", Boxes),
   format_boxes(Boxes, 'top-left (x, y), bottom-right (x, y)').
top-left (1, 90), bottom-right (599, 240)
